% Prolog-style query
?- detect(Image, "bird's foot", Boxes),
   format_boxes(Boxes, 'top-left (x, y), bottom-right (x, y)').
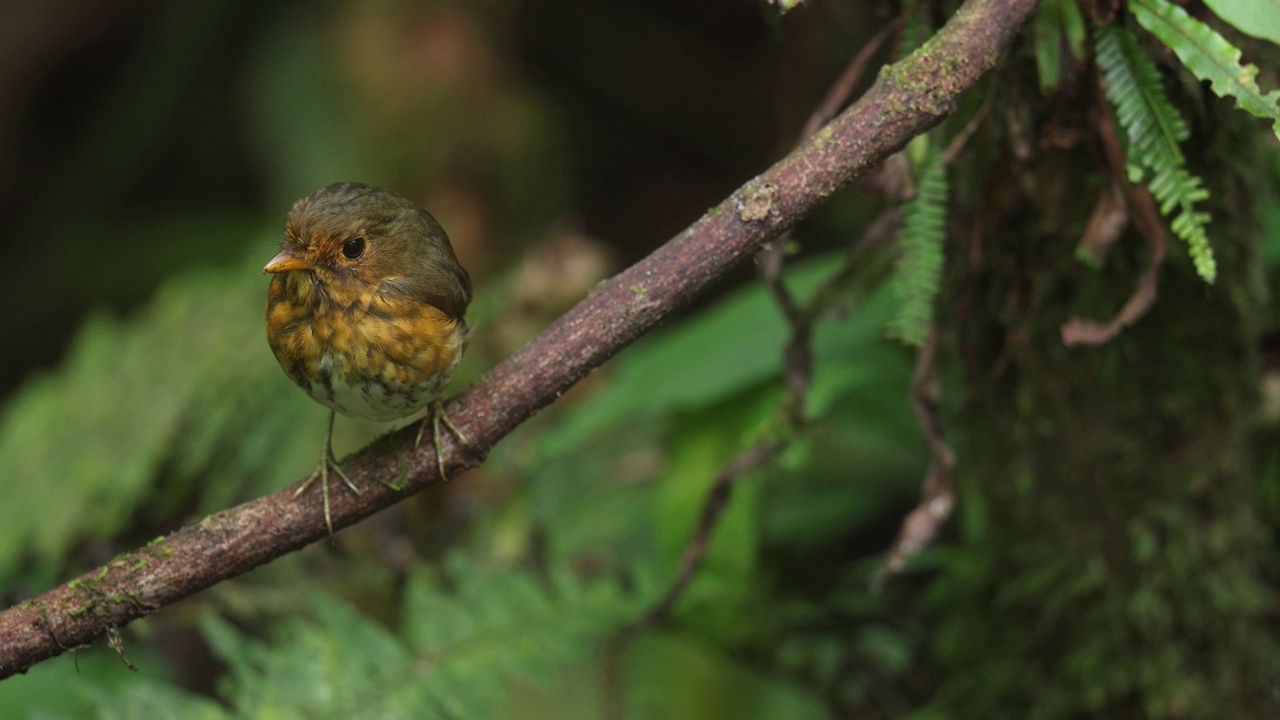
top-left (414, 399), bottom-right (468, 481)
top-left (295, 447), bottom-right (361, 537)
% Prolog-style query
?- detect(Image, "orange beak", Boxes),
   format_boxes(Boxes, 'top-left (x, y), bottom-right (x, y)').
top-left (263, 248), bottom-right (312, 274)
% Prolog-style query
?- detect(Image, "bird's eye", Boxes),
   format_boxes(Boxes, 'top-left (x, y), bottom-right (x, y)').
top-left (342, 237), bottom-right (366, 260)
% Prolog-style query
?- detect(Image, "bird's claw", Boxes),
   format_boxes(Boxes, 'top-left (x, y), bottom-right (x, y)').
top-left (295, 411), bottom-right (360, 537)
top-left (415, 400), bottom-right (467, 481)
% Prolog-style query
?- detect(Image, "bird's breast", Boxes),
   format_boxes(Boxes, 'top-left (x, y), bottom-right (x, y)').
top-left (266, 274), bottom-right (467, 421)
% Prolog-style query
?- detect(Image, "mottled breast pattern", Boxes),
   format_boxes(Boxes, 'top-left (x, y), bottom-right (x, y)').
top-left (265, 272), bottom-right (467, 422)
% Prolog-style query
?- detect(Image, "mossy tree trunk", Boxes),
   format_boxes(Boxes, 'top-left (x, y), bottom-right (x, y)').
top-left (931, 73), bottom-right (1278, 717)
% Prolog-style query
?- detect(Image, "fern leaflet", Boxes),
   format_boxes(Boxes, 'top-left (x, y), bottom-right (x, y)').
top-left (1094, 25), bottom-right (1216, 282)
top-left (191, 557), bottom-right (651, 720)
top-left (1033, 0), bottom-right (1087, 94)
top-left (888, 141), bottom-right (948, 346)
top-left (1132, 0), bottom-right (1280, 142)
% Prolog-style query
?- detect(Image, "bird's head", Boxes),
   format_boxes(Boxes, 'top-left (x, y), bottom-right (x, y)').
top-left (264, 182), bottom-right (471, 319)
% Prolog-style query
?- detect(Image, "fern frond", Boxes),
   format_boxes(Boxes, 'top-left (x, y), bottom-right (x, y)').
top-left (1132, 0), bottom-right (1280, 142)
top-left (0, 253), bottom-right (333, 587)
top-left (888, 142), bottom-right (948, 346)
top-left (1033, 0), bottom-right (1087, 94)
top-left (193, 558), bottom-right (650, 720)
top-left (1094, 25), bottom-right (1217, 282)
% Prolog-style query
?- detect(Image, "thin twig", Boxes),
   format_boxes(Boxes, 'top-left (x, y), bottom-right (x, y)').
top-left (625, 18), bottom-right (901, 634)
top-left (864, 72), bottom-right (991, 589)
top-left (0, 0), bottom-right (1038, 679)
top-left (801, 21), bottom-right (901, 140)
top-left (940, 97), bottom-right (992, 167)
top-left (603, 441), bottom-right (778, 720)
top-left (802, 207), bottom-right (903, 324)
top-left (1060, 70), bottom-right (1166, 346)
top-left (619, 210), bottom-right (886, 633)
top-left (872, 324), bottom-right (956, 589)
top-left (622, 442), bottom-right (780, 636)
top-left (761, 242), bottom-right (814, 410)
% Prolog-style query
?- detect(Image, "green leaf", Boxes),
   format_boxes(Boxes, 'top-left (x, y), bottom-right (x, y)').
top-left (179, 559), bottom-right (650, 720)
top-left (84, 683), bottom-right (231, 720)
top-left (0, 250), bottom-right (367, 588)
top-left (537, 255), bottom-right (886, 458)
top-left (888, 146), bottom-right (948, 345)
top-left (1202, 0), bottom-right (1280, 46)
top-left (1133, 0), bottom-right (1280, 142)
top-left (1033, 0), bottom-right (1088, 94)
top-left (0, 648), bottom-right (176, 720)
top-left (244, 12), bottom-right (371, 202)
top-left (657, 388), bottom-right (777, 639)
top-left (1094, 24), bottom-right (1217, 281)
top-left (1262, 200), bottom-right (1280, 267)
top-left (623, 633), bottom-right (831, 720)
top-left (768, 0), bottom-right (809, 13)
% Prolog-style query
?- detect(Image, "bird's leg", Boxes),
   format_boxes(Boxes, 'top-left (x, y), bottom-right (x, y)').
top-left (414, 398), bottom-right (467, 481)
top-left (295, 410), bottom-right (361, 535)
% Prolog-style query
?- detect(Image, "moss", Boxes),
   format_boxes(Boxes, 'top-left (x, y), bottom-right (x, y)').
top-left (927, 64), bottom-right (1278, 718)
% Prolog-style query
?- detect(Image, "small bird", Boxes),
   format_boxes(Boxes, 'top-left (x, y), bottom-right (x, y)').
top-left (264, 182), bottom-right (472, 534)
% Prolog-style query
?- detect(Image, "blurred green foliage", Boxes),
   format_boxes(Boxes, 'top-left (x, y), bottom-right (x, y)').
top-left (2, 0), bottom-right (1280, 718)
top-left (0, 254), bottom-right (318, 589)
top-left (0, 246), bottom-right (924, 718)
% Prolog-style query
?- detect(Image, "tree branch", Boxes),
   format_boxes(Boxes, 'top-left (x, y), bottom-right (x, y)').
top-left (0, 0), bottom-right (1036, 680)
